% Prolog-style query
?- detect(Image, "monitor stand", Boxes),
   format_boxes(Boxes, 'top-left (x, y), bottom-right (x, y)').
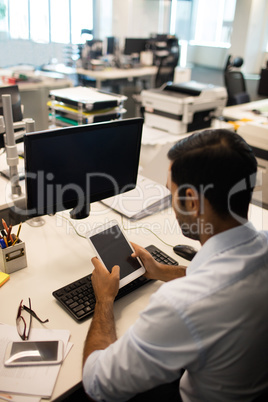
top-left (69, 204), bottom-right (90, 220)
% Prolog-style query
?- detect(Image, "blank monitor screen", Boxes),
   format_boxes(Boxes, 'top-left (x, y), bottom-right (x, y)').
top-left (24, 118), bottom-right (143, 219)
top-left (124, 38), bottom-right (147, 55)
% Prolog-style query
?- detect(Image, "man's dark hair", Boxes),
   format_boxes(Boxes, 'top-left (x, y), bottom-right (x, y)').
top-left (168, 129), bottom-right (257, 219)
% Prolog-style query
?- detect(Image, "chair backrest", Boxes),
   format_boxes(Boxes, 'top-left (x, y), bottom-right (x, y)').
top-left (224, 70), bottom-right (250, 106)
top-left (0, 85), bottom-right (23, 122)
top-left (155, 53), bottom-right (179, 88)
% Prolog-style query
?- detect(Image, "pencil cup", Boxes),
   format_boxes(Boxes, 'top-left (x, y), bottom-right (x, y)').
top-left (0, 240), bottom-right (27, 274)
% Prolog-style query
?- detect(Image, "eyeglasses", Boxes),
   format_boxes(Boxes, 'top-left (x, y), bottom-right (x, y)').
top-left (16, 298), bottom-right (49, 341)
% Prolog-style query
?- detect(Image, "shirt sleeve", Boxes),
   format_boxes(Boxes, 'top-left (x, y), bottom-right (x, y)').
top-left (82, 284), bottom-right (200, 402)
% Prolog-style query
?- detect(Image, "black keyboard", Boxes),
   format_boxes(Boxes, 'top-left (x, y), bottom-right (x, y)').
top-left (52, 245), bottom-right (178, 321)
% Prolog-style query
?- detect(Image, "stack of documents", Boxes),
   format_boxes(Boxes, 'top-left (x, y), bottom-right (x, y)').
top-left (102, 175), bottom-right (171, 220)
top-left (0, 323), bottom-right (72, 401)
top-left (48, 86), bottom-right (127, 127)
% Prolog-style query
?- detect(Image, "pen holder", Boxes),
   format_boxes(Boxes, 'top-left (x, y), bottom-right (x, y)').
top-left (0, 240), bottom-right (27, 274)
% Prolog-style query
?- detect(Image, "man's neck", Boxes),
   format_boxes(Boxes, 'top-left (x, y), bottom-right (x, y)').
top-left (199, 213), bottom-right (246, 246)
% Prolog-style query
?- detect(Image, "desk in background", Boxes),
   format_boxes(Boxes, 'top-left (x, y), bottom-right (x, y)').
top-left (0, 68), bottom-right (73, 131)
top-left (42, 63), bottom-right (157, 90)
top-left (222, 98), bottom-right (268, 122)
top-left (223, 99), bottom-right (268, 209)
top-left (76, 65), bottom-right (158, 90)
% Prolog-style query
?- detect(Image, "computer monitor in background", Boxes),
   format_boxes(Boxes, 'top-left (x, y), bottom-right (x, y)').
top-left (104, 37), bottom-right (117, 55)
top-left (24, 117), bottom-right (143, 219)
top-left (85, 39), bottom-right (103, 59)
top-left (124, 38), bottom-right (148, 55)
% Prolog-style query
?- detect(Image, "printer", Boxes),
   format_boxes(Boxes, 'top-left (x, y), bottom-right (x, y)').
top-left (237, 121), bottom-right (268, 209)
top-left (141, 81), bottom-right (227, 135)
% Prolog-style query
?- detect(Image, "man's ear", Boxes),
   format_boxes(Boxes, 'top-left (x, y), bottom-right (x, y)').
top-left (185, 187), bottom-right (200, 217)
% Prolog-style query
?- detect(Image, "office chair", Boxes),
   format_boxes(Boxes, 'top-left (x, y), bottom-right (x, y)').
top-left (224, 55), bottom-right (244, 72)
top-left (224, 70), bottom-right (250, 106)
top-left (155, 53), bottom-right (179, 88)
top-left (223, 54), bottom-right (250, 106)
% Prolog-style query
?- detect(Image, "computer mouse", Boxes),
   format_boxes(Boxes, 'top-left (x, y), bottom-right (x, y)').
top-left (173, 244), bottom-right (197, 261)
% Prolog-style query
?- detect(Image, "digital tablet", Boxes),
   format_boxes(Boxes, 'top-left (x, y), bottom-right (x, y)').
top-left (87, 220), bottom-right (145, 288)
top-left (4, 340), bottom-right (64, 366)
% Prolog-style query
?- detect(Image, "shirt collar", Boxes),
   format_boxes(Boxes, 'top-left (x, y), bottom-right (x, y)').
top-left (187, 221), bottom-right (258, 275)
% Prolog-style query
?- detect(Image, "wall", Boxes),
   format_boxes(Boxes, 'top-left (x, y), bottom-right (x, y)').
top-left (0, 32), bottom-right (65, 68)
top-left (187, 43), bottom-right (229, 70)
top-left (111, 0), bottom-right (164, 49)
top-left (229, 0), bottom-right (268, 74)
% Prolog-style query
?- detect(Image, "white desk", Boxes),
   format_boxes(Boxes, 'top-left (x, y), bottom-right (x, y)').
top-left (0, 204), bottom-right (179, 401)
top-left (223, 98), bottom-right (268, 122)
top-left (0, 202), bottom-right (267, 401)
top-left (76, 66), bottom-right (157, 89)
top-left (42, 64), bottom-right (158, 90)
top-left (140, 120), bottom-right (233, 186)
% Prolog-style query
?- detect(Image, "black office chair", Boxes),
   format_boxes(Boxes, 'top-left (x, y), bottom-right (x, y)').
top-left (155, 52), bottom-right (179, 88)
top-left (223, 55), bottom-right (250, 106)
top-left (224, 55), bottom-right (244, 72)
top-left (224, 70), bottom-right (250, 106)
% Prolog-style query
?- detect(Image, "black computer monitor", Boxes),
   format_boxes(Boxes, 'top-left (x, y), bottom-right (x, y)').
top-left (24, 118), bottom-right (143, 219)
top-left (105, 37), bottom-right (117, 55)
top-left (124, 38), bottom-right (148, 55)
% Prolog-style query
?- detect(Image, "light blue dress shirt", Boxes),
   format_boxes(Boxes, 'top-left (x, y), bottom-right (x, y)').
top-left (83, 222), bottom-right (268, 402)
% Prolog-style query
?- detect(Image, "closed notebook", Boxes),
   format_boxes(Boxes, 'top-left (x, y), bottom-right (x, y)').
top-left (102, 175), bottom-right (171, 220)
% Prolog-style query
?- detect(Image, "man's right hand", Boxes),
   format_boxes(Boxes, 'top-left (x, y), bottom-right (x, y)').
top-left (131, 243), bottom-right (187, 282)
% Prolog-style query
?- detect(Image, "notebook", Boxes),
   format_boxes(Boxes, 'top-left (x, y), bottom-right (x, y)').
top-left (102, 175), bottom-right (171, 220)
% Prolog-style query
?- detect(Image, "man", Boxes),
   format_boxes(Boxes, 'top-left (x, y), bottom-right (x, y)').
top-left (82, 129), bottom-right (268, 402)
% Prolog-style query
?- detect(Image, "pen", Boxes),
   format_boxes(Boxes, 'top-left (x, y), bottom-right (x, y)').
top-left (0, 392), bottom-right (14, 401)
top-left (3, 236), bottom-right (8, 248)
top-left (0, 238), bottom-right (6, 249)
top-left (2, 219), bottom-right (9, 234)
top-left (16, 223), bottom-right (22, 239)
top-left (1, 229), bottom-right (7, 238)
top-left (7, 225), bottom-right (12, 242)
top-left (12, 223), bottom-right (22, 246)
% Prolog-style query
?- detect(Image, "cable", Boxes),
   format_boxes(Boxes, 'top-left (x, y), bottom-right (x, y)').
top-left (59, 213), bottom-right (175, 248)
top-left (59, 214), bottom-right (87, 239)
top-left (120, 215), bottom-right (175, 248)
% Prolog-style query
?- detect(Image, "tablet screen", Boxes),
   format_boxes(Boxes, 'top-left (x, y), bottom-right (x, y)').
top-left (90, 224), bottom-right (142, 279)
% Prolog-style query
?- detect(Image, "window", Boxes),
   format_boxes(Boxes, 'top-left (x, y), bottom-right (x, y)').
top-left (71, 0), bottom-right (93, 44)
top-left (0, 0), bottom-right (93, 44)
top-left (192, 0), bottom-right (236, 46)
top-left (30, 0), bottom-right (49, 43)
top-left (50, 0), bottom-right (70, 43)
top-left (171, 0), bottom-right (237, 47)
top-left (0, 0), bottom-right (8, 33)
top-left (9, 0), bottom-right (29, 40)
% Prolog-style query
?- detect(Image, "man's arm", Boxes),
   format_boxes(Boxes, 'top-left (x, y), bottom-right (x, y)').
top-left (131, 243), bottom-right (187, 282)
top-left (83, 257), bottom-right (120, 366)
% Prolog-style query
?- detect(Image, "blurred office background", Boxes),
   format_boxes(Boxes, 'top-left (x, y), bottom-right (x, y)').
top-left (0, 0), bottom-right (267, 72)
top-left (0, 0), bottom-right (267, 119)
